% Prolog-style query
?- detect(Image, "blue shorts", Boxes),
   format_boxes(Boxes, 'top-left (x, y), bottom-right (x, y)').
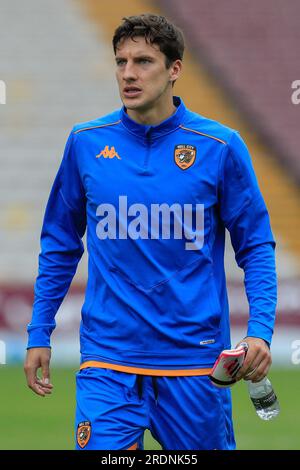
top-left (75, 367), bottom-right (236, 450)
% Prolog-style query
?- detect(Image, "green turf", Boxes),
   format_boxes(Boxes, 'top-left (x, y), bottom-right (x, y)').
top-left (0, 366), bottom-right (298, 449)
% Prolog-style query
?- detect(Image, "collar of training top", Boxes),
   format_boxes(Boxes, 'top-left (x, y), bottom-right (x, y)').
top-left (120, 96), bottom-right (187, 139)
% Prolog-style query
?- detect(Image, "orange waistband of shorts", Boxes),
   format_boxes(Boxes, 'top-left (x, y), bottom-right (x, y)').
top-left (80, 361), bottom-right (212, 376)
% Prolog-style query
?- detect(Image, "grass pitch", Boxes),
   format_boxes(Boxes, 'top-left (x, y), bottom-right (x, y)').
top-left (0, 366), bottom-right (298, 449)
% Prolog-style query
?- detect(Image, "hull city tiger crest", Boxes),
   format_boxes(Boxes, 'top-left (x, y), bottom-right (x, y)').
top-left (77, 421), bottom-right (91, 448)
top-left (174, 144), bottom-right (196, 170)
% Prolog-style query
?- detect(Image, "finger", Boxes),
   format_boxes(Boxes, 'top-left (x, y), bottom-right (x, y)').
top-left (242, 356), bottom-right (263, 379)
top-left (236, 345), bottom-right (270, 380)
top-left (36, 379), bottom-right (53, 389)
top-left (24, 365), bottom-right (44, 396)
top-left (41, 360), bottom-right (52, 387)
top-left (32, 377), bottom-right (54, 396)
top-left (243, 352), bottom-right (271, 382)
top-left (28, 381), bottom-right (47, 397)
top-left (24, 363), bottom-right (37, 388)
top-left (244, 367), bottom-right (257, 380)
top-left (248, 359), bottom-right (271, 383)
top-left (235, 355), bottom-right (256, 380)
top-left (36, 380), bottom-right (53, 393)
top-left (238, 360), bottom-right (261, 380)
top-left (39, 386), bottom-right (52, 395)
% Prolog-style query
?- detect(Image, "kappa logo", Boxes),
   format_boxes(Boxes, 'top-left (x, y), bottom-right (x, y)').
top-left (96, 145), bottom-right (121, 159)
top-left (77, 421), bottom-right (91, 448)
top-left (174, 144), bottom-right (196, 170)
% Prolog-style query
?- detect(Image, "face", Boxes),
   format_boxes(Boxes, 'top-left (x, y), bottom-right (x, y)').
top-left (115, 36), bottom-right (181, 113)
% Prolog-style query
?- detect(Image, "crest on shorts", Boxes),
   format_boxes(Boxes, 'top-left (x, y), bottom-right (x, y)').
top-left (174, 144), bottom-right (196, 170)
top-left (77, 421), bottom-right (91, 448)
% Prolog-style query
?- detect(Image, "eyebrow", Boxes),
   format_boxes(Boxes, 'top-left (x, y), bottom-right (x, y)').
top-left (115, 55), bottom-right (155, 62)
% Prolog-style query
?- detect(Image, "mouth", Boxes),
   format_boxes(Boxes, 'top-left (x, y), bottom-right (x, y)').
top-left (123, 86), bottom-right (142, 98)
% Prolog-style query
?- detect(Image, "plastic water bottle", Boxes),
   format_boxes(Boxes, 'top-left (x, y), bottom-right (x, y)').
top-left (247, 377), bottom-right (280, 420)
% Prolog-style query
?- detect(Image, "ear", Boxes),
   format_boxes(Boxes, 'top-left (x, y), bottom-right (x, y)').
top-left (169, 59), bottom-right (182, 83)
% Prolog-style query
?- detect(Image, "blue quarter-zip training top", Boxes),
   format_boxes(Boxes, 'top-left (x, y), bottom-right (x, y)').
top-left (27, 96), bottom-right (277, 374)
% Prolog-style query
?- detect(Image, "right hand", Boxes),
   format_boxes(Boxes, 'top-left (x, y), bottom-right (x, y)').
top-left (24, 347), bottom-right (53, 397)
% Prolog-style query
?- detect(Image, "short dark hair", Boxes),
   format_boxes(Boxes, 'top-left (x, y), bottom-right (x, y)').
top-left (112, 14), bottom-right (184, 68)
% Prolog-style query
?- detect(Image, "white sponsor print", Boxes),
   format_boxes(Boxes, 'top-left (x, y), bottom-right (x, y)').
top-left (291, 80), bottom-right (300, 105)
top-left (0, 80), bottom-right (6, 104)
top-left (96, 196), bottom-right (204, 251)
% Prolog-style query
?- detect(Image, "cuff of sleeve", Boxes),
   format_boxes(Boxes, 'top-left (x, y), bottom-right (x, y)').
top-left (27, 323), bottom-right (55, 349)
top-left (247, 320), bottom-right (273, 346)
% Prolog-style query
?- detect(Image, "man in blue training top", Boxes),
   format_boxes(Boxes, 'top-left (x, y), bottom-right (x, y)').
top-left (24, 14), bottom-right (277, 450)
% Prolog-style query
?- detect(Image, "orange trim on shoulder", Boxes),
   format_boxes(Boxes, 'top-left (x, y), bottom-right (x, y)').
top-left (179, 125), bottom-right (227, 145)
top-left (127, 442), bottom-right (138, 450)
top-left (80, 361), bottom-right (212, 376)
top-left (74, 120), bottom-right (121, 134)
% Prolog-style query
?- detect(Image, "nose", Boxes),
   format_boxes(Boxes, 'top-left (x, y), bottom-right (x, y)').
top-left (122, 61), bottom-right (138, 82)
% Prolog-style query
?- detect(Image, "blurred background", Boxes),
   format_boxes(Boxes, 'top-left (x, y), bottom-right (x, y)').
top-left (0, 0), bottom-right (299, 450)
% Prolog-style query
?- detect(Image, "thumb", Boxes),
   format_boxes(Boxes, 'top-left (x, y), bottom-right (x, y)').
top-left (235, 340), bottom-right (249, 352)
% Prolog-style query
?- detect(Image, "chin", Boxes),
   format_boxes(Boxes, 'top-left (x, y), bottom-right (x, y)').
top-left (122, 98), bottom-right (144, 110)
top-left (124, 99), bottom-right (153, 113)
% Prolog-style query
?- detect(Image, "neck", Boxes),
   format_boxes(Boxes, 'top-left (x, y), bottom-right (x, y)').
top-left (126, 96), bottom-right (177, 126)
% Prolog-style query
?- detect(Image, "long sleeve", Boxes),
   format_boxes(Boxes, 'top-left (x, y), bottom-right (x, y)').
top-left (218, 131), bottom-right (277, 345)
top-left (27, 129), bottom-right (87, 348)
